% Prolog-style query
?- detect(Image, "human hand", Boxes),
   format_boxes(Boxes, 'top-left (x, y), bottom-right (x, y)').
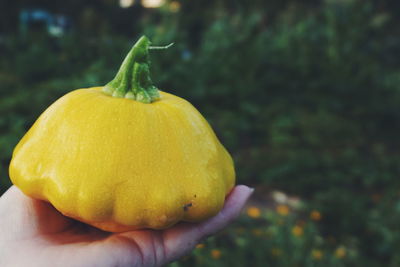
top-left (0, 185), bottom-right (253, 267)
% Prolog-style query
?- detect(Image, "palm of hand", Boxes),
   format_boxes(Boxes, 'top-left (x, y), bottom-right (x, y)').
top-left (0, 186), bottom-right (252, 267)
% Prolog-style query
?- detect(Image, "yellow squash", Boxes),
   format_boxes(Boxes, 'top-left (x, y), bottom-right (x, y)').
top-left (9, 36), bottom-right (235, 232)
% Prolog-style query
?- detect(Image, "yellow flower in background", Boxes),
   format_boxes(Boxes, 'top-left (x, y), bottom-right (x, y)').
top-left (252, 228), bottom-right (263, 236)
top-left (196, 243), bottom-right (205, 249)
top-left (169, 1), bottom-right (181, 12)
top-left (310, 210), bottom-right (322, 221)
top-left (335, 246), bottom-right (347, 259)
top-left (211, 249), bottom-right (222, 259)
top-left (247, 206), bottom-right (261, 218)
top-left (292, 225), bottom-right (304, 237)
top-left (271, 248), bottom-right (282, 257)
top-left (276, 204), bottom-right (290, 216)
top-left (311, 249), bottom-right (323, 260)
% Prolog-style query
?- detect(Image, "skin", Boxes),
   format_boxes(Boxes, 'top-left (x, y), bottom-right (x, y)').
top-left (10, 89), bottom-right (235, 231)
top-left (0, 185), bottom-right (253, 267)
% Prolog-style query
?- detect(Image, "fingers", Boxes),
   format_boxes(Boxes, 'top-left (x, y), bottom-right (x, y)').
top-left (0, 186), bottom-right (73, 239)
top-left (162, 185), bottom-right (254, 263)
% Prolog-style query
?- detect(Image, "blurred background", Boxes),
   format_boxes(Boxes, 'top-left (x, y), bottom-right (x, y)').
top-left (1, 0), bottom-right (400, 266)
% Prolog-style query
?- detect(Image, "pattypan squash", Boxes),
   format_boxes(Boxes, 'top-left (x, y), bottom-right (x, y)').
top-left (9, 36), bottom-right (235, 232)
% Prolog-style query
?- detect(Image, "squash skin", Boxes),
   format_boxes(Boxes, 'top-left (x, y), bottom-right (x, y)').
top-left (9, 87), bottom-right (235, 232)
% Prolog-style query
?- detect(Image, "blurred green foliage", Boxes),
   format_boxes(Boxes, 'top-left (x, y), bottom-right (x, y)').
top-left (1, 0), bottom-right (400, 266)
top-left (173, 205), bottom-right (360, 267)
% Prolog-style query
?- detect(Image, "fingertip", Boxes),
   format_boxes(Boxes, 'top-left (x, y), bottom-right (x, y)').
top-left (233, 184), bottom-right (254, 193)
top-left (227, 185), bottom-right (254, 204)
top-left (162, 185), bottom-right (255, 263)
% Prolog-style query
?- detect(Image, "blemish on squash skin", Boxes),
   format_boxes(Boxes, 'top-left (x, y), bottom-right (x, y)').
top-left (183, 203), bottom-right (192, 211)
top-left (159, 214), bottom-right (167, 223)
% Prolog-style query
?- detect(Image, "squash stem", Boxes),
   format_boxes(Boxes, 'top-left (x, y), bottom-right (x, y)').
top-left (103, 36), bottom-right (164, 103)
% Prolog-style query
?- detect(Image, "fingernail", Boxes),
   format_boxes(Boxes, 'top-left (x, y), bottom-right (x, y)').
top-left (245, 188), bottom-right (255, 199)
top-left (248, 187), bottom-right (255, 195)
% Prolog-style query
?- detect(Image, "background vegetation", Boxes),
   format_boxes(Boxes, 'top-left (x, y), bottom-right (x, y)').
top-left (1, 0), bottom-right (400, 266)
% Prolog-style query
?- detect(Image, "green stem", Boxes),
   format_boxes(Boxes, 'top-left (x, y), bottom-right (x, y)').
top-left (103, 36), bottom-right (161, 103)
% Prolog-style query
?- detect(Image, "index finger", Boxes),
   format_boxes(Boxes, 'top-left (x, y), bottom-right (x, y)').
top-left (162, 185), bottom-right (254, 263)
